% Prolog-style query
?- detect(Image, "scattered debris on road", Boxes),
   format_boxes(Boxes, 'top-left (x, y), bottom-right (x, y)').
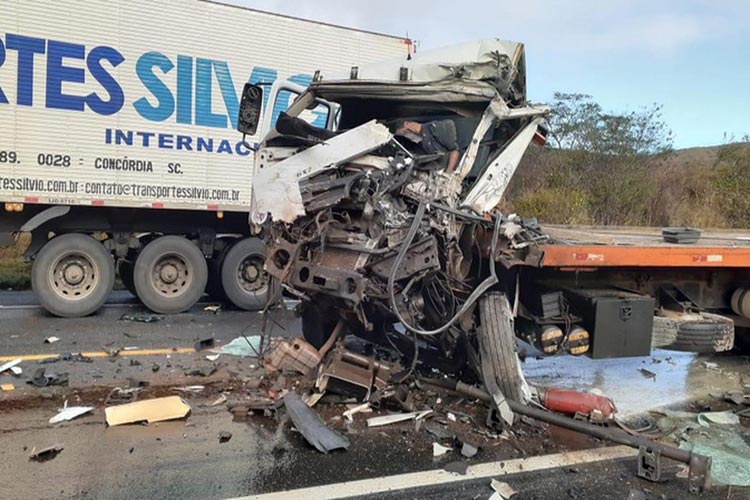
top-left (49, 404), bottom-right (94, 424)
top-left (172, 385), bottom-right (205, 394)
top-left (656, 409), bottom-right (750, 486)
top-left (29, 444), bottom-right (63, 462)
top-left (265, 337), bottom-right (321, 375)
top-left (490, 479), bottom-right (517, 499)
top-left (284, 392), bottom-right (350, 453)
top-left (317, 346), bottom-right (397, 401)
top-left (194, 337), bottom-right (216, 351)
top-left (218, 431), bottom-right (232, 443)
top-left (29, 368), bottom-right (68, 387)
top-left (44, 336), bottom-right (60, 344)
top-left (1, 383), bottom-right (15, 392)
top-left (443, 461), bottom-right (469, 475)
top-left (433, 442), bottom-right (451, 457)
top-left (219, 336), bottom-right (261, 356)
top-left (211, 394), bottom-right (227, 406)
top-left (105, 396), bottom-right (191, 426)
top-left (0, 358), bottom-right (22, 374)
top-left (120, 313), bottom-right (161, 323)
top-left (185, 365), bottom-right (217, 377)
top-left (367, 410), bottom-right (432, 428)
top-left (105, 387), bottom-right (140, 405)
top-left (342, 402), bottom-right (371, 421)
top-left (461, 441), bottom-right (479, 458)
top-left (38, 352), bottom-right (93, 364)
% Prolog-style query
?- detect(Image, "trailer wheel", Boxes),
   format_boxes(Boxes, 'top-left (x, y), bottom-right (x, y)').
top-left (32, 233), bottom-right (114, 317)
top-left (133, 236), bottom-right (207, 314)
top-left (221, 237), bottom-right (272, 310)
top-left (117, 259), bottom-right (137, 297)
top-left (652, 313), bottom-right (734, 353)
top-left (477, 292), bottom-right (524, 403)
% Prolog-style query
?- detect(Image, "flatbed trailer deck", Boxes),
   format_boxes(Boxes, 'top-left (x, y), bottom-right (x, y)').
top-left (540, 226), bottom-right (750, 268)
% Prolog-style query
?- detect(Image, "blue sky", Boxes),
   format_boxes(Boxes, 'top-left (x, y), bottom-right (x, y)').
top-left (226, 0), bottom-right (749, 149)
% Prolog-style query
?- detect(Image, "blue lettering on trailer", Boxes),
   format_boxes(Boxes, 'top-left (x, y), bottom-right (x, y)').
top-left (86, 46), bottom-right (125, 115)
top-left (0, 32), bottom-right (326, 137)
top-left (0, 35), bottom-right (6, 103)
top-left (46, 39), bottom-right (87, 111)
top-left (104, 128), bottom-right (253, 156)
top-left (6, 34), bottom-right (46, 106)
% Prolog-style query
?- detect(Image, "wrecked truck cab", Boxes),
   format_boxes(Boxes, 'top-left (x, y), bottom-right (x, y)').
top-left (240, 38), bottom-right (550, 407)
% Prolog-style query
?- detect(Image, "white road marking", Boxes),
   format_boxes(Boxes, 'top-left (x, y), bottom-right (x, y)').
top-left (231, 445), bottom-right (637, 500)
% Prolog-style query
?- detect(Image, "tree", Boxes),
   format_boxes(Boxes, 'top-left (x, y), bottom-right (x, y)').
top-left (547, 93), bottom-right (673, 155)
top-left (508, 93), bottom-right (674, 226)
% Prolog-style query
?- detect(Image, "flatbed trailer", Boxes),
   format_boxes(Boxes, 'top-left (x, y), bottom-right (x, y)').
top-left (511, 226), bottom-right (750, 357)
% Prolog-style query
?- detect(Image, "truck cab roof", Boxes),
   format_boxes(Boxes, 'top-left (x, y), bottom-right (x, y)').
top-left (280, 39), bottom-right (529, 130)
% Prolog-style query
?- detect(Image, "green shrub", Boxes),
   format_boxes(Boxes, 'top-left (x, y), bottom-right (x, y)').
top-left (0, 258), bottom-right (31, 290)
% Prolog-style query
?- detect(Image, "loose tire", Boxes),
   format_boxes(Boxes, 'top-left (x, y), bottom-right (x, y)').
top-left (117, 259), bottom-right (137, 297)
top-left (220, 237), bottom-right (272, 310)
top-left (652, 313), bottom-right (734, 353)
top-left (32, 233), bottom-right (114, 317)
top-left (133, 236), bottom-right (207, 314)
top-left (477, 292), bottom-right (524, 403)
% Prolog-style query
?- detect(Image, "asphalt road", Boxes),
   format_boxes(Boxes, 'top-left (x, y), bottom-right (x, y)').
top-left (0, 289), bottom-right (139, 307)
top-left (0, 291), bottom-right (748, 499)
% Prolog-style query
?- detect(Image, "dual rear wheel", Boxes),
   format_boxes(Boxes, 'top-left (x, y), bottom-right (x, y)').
top-left (32, 234), bottom-right (271, 317)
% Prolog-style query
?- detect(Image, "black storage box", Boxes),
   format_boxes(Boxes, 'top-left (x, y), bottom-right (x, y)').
top-left (565, 289), bottom-right (655, 359)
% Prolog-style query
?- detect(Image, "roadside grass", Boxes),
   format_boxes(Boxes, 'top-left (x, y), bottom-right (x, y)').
top-left (0, 234), bottom-right (31, 290)
top-left (0, 258), bottom-right (31, 290)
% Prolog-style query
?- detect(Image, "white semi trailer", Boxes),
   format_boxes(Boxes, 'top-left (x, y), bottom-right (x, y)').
top-left (0, 0), bottom-right (409, 316)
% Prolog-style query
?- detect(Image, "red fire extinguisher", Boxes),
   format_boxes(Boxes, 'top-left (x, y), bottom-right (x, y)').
top-left (540, 388), bottom-right (617, 419)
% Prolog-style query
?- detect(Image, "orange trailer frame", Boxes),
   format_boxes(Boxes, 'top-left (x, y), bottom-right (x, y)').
top-left (538, 226), bottom-right (750, 269)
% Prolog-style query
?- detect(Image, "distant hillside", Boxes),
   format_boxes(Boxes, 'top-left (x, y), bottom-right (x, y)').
top-left (505, 142), bottom-right (750, 229)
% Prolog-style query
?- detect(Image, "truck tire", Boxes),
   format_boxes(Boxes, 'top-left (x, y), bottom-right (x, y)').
top-left (220, 237), bottom-right (272, 310)
top-left (133, 236), bottom-right (207, 314)
top-left (31, 233), bottom-right (114, 317)
top-left (117, 259), bottom-right (137, 297)
top-left (652, 313), bottom-right (734, 353)
top-left (477, 292), bottom-right (524, 403)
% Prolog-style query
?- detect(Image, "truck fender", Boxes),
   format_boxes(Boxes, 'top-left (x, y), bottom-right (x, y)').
top-left (20, 206), bottom-right (71, 232)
